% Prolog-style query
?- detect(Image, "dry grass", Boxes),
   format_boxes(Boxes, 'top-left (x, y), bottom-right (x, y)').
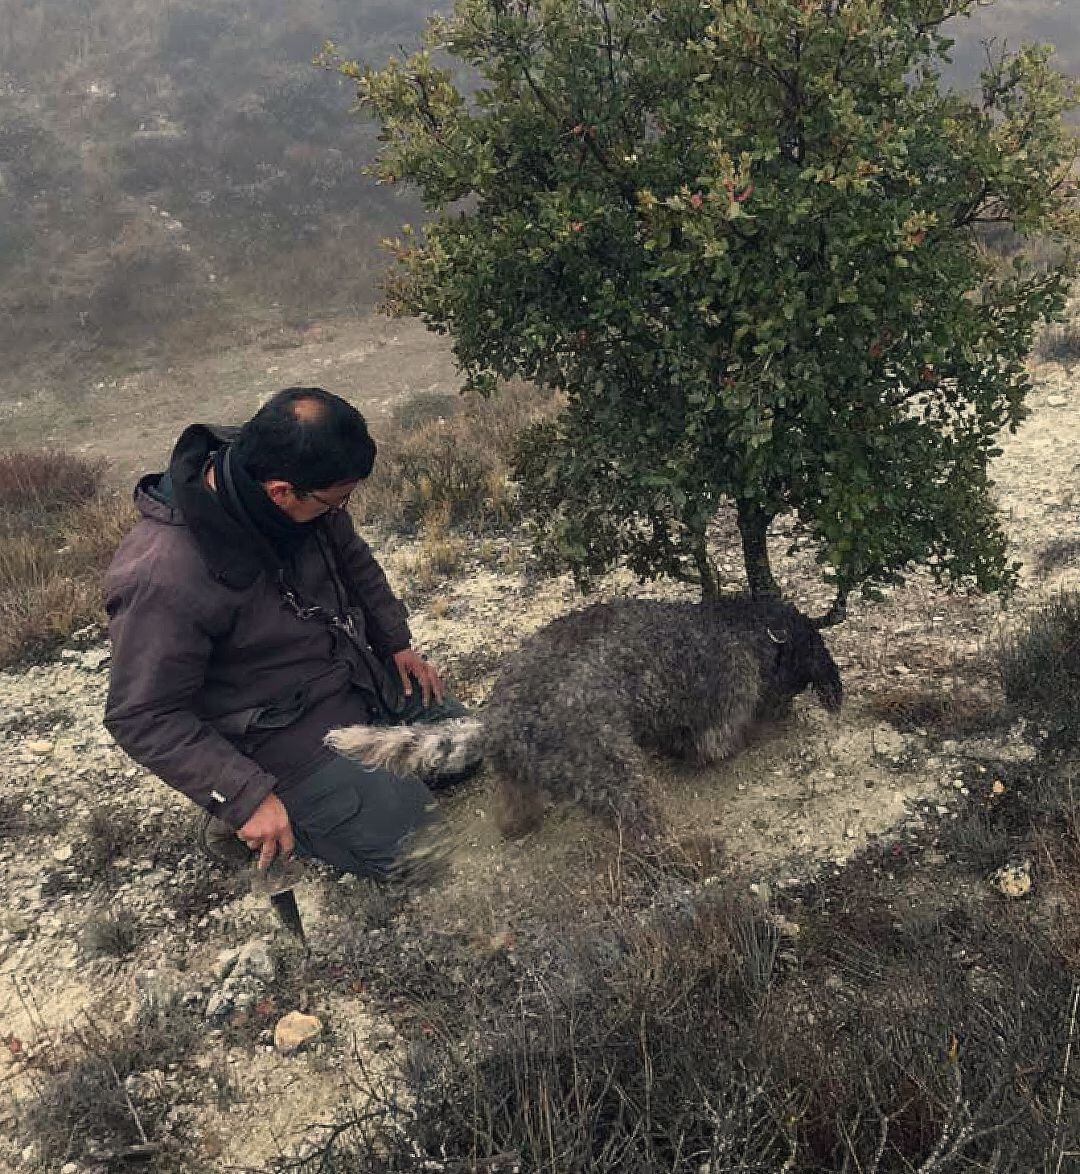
top-left (286, 833), bottom-right (1080, 1173)
top-left (353, 383), bottom-right (559, 536)
top-left (0, 448), bottom-right (106, 518)
top-left (864, 682), bottom-right (1006, 738)
top-left (1037, 314), bottom-right (1080, 365)
top-left (999, 591), bottom-right (1080, 747)
top-left (0, 450), bottom-right (135, 667)
top-left (19, 1007), bottom-right (202, 1171)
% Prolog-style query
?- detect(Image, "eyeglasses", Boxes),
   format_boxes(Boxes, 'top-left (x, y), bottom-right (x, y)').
top-left (305, 488), bottom-right (354, 512)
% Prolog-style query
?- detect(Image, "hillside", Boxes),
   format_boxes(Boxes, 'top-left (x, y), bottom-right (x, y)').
top-left (0, 0), bottom-right (443, 391)
top-left (1, 352), bottom-right (1079, 1170)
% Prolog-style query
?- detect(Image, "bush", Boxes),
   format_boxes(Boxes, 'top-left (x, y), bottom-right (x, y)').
top-left (0, 450), bottom-right (135, 667)
top-left (280, 878), bottom-right (1077, 1173)
top-left (1037, 314), bottom-right (1080, 365)
top-left (999, 591), bottom-right (1080, 747)
top-left (82, 909), bottom-right (140, 958)
top-left (354, 384), bottom-right (558, 535)
top-left (0, 448), bottom-right (105, 523)
top-left (20, 1009), bottom-right (200, 1170)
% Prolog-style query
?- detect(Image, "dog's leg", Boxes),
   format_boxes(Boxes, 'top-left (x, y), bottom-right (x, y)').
top-left (493, 774), bottom-right (547, 839)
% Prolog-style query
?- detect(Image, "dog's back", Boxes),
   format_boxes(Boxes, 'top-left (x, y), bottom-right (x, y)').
top-left (327, 595), bottom-right (841, 840)
top-left (482, 599), bottom-right (771, 835)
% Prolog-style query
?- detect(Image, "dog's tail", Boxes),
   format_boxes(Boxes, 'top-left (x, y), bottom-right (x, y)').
top-left (324, 716), bottom-right (484, 779)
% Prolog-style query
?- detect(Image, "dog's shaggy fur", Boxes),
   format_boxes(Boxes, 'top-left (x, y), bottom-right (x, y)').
top-left (326, 595), bottom-right (843, 838)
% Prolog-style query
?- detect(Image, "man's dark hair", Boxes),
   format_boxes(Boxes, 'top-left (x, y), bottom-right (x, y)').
top-left (231, 387), bottom-right (377, 490)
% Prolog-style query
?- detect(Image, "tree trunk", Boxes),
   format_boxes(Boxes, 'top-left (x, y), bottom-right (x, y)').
top-left (692, 534), bottom-right (719, 600)
top-left (736, 500), bottom-right (780, 597)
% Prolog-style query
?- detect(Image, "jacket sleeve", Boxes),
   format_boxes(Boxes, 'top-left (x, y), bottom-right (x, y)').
top-left (104, 575), bottom-right (277, 829)
top-left (329, 512), bottom-right (412, 657)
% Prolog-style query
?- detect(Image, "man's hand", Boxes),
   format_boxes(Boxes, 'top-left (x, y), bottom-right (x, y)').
top-left (237, 793), bottom-right (295, 871)
top-left (392, 647), bottom-right (445, 707)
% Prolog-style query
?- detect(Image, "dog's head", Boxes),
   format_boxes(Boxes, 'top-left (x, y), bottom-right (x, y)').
top-left (760, 601), bottom-right (843, 712)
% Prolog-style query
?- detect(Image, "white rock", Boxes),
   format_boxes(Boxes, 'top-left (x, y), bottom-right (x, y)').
top-left (233, 939), bottom-right (275, 984)
top-left (212, 943), bottom-right (239, 981)
top-left (992, 860), bottom-right (1032, 899)
top-left (52, 845), bottom-right (73, 863)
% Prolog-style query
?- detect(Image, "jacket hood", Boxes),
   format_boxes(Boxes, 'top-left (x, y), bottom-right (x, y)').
top-left (141, 423), bottom-right (271, 590)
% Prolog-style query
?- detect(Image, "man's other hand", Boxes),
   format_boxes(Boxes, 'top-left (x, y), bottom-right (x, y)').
top-left (392, 648), bottom-right (445, 707)
top-left (238, 793), bottom-right (295, 870)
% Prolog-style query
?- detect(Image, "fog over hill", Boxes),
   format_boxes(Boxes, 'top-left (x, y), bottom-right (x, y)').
top-left (0, 0), bottom-right (1074, 394)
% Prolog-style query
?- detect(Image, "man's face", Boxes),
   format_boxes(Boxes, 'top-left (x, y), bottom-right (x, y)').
top-left (264, 479), bottom-right (359, 524)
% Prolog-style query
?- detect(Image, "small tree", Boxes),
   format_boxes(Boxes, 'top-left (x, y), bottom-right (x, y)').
top-left (326, 0), bottom-right (1078, 621)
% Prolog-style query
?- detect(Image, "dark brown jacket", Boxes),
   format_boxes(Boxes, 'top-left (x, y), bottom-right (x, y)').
top-left (104, 476), bottom-right (411, 829)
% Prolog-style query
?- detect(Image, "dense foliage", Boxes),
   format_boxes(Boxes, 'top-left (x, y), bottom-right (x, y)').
top-left (335, 0), bottom-right (1079, 618)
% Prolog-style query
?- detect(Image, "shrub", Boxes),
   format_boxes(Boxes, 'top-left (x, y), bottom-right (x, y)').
top-left (20, 1010), bottom-right (200, 1170)
top-left (82, 909), bottom-right (140, 958)
top-left (279, 879), bottom-right (1077, 1173)
top-left (0, 451), bottom-right (134, 667)
top-left (1037, 313), bottom-right (1080, 364)
top-left (999, 591), bottom-right (1080, 747)
top-left (1035, 536), bottom-right (1080, 578)
top-left (354, 384), bottom-right (558, 535)
top-left (0, 449), bottom-right (105, 523)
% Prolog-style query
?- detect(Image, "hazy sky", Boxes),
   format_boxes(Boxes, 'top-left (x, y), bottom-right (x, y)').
top-left (945, 0), bottom-right (1077, 84)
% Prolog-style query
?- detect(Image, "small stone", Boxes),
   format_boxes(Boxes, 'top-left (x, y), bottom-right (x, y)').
top-left (991, 780), bottom-right (1006, 796)
top-left (25, 740), bottom-right (54, 755)
top-left (992, 860), bottom-right (1032, 899)
top-left (61, 1164), bottom-right (79, 1174)
top-left (274, 1011), bottom-right (323, 1055)
top-left (205, 990), bottom-right (234, 1022)
top-left (213, 947), bottom-right (240, 982)
top-left (1047, 394), bottom-right (1068, 407)
top-left (233, 939), bottom-right (275, 984)
top-left (52, 845), bottom-right (74, 863)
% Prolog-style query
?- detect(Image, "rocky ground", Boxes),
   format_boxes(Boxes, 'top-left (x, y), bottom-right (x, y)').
top-left (0, 350), bottom-right (1078, 1171)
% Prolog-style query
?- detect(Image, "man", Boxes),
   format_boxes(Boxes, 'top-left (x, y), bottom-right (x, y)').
top-left (104, 386), bottom-right (460, 878)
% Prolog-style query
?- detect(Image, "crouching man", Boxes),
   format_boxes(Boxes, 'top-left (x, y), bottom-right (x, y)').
top-left (104, 386), bottom-right (462, 877)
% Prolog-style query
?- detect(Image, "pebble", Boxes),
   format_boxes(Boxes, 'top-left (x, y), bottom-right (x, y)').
top-left (992, 860), bottom-right (1032, 899)
top-left (1047, 394), bottom-right (1068, 407)
top-left (274, 1011), bottom-right (323, 1055)
top-left (25, 740), bottom-right (54, 755)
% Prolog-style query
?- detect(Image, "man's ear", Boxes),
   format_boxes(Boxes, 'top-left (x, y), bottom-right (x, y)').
top-left (263, 479), bottom-right (294, 507)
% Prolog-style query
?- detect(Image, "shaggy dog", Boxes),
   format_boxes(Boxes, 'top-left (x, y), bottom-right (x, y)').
top-left (326, 595), bottom-right (843, 839)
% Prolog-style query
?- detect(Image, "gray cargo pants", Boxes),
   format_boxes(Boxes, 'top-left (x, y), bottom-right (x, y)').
top-left (278, 684), bottom-right (470, 879)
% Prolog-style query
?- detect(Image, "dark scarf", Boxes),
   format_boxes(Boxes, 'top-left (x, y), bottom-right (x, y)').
top-left (211, 445), bottom-right (315, 564)
top-left (168, 424), bottom-right (316, 588)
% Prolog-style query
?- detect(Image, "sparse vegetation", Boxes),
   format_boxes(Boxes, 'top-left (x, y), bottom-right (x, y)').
top-left (20, 1008), bottom-right (201, 1170)
top-left (354, 384), bottom-right (558, 536)
top-left (866, 682), bottom-right (1006, 739)
top-left (83, 909), bottom-right (140, 958)
top-left (285, 815), bottom-right (1080, 1173)
top-left (1035, 536), bottom-right (1080, 578)
top-left (0, 449), bottom-right (135, 667)
top-left (999, 590), bottom-right (1080, 747)
top-left (1037, 309), bottom-right (1080, 365)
